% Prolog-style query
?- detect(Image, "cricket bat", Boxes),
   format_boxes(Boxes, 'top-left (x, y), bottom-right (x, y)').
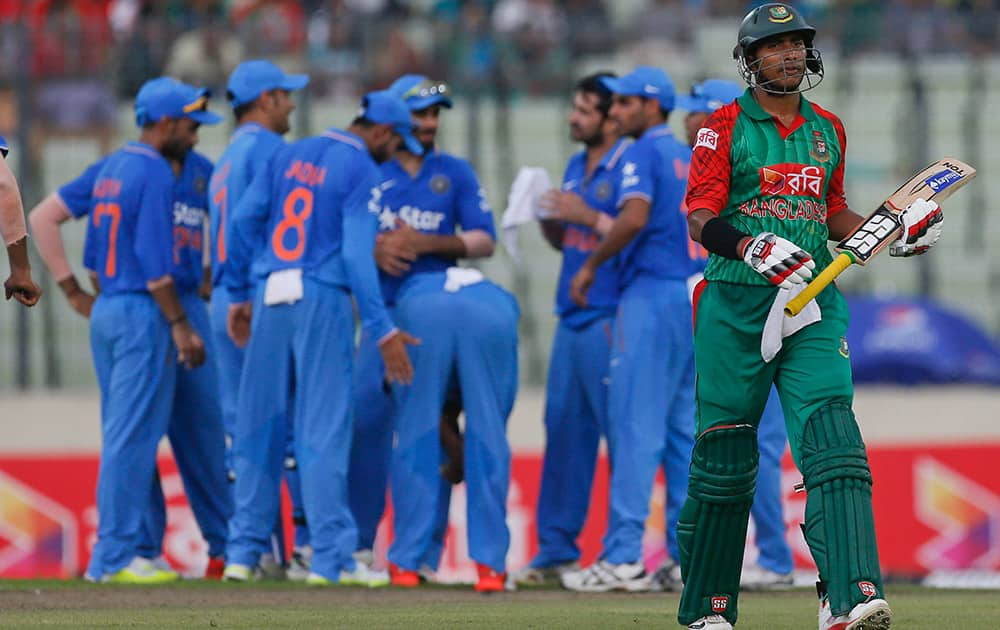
top-left (784, 158), bottom-right (977, 317)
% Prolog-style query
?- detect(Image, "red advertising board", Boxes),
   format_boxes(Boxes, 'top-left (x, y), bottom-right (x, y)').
top-left (1, 444), bottom-right (999, 580)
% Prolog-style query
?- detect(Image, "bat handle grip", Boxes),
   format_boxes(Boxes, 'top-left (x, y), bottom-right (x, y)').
top-left (784, 253), bottom-right (854, 317)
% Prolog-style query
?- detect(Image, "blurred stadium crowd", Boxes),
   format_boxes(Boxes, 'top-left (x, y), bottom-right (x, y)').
top-left (0, 0), bottom-right (997, 138)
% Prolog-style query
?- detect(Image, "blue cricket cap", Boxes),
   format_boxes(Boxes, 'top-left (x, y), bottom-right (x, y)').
top-left (227, 59), bottom-right (309, 108)
top-left (600, 66), bottom-right (675, 111)
top-left (358, 90), bottom-right (423, 156)
top-left (135, 77), bottom-right (222, 127)
top-left (676, 79), bottom-right (744, 113)
top-left (388, 74), bottom-right (453, 111)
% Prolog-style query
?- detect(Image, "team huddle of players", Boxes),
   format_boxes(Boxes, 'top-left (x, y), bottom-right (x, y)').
top-left (22, 4), bottom-right (951, 628)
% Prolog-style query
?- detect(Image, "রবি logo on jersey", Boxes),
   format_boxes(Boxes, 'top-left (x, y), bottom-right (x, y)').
top-left (694, 127), bottom-right (719, 151)
top-left (759, 163), bottom-right (826, 199)
top-left (858, 581), bottom-right (877, 597)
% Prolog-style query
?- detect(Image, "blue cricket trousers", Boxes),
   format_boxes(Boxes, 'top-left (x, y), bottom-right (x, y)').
top-left (226, 278), bottom-right (357, 580)
top-left (388, 273), bottom-right (519, 573)
top-left (602, 274), bottom-right (695, 565)
top-left (530, 313), bottom-right (613, 568)
top-left (86, 293), bottom-right (175, 579)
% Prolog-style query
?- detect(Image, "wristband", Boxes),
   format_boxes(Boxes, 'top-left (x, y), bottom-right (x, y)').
top-left (168, 314), bottom-right (187, 327)
top-left (700, 217), bottom-right (751, 261)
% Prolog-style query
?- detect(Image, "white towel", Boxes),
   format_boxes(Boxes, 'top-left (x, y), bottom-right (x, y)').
top-left (761, 284), bottom-right (821, 362)
top-left (263, 268), bottom-right (304, 306)
top-left (444, 266), bottom-right (485, 292)
top-left (500, 166), bottom-right (553, 263)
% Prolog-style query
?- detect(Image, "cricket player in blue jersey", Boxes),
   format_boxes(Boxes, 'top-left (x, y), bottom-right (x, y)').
top-left (30, 77), bottom-right (215, 583)
top-left (0, 137), bottom-right (42, 307)
top-left (222, 90), bottom-right (418, 586)
top-left (514, 73), bottom-right (628, 586)
top-left (389, 268), bottom-right (519, 593)
top-left (33, 77), bottom-right (229, 581)
top-left (348, 74), bottom-right (496, 580)
top-left (209, 59), bottom-right (309, 579)
top-left (564, 66), bottom-right (696, 593)
top-left (677, 79), bottom-right (794, 591)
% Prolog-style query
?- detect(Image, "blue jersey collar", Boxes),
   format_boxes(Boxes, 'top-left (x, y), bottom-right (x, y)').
top-left (124, 140), bottom-right (162, 160)
top-left (641, 123), bottom-right (674, 141)
top-left (321, 127), bottom-right (366, 152)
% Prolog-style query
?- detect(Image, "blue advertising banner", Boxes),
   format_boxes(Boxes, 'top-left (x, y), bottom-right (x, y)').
top-left (846, 295), bottom-right (1000, 385)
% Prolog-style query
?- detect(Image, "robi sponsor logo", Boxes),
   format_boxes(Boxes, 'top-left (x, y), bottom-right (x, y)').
top-left (759, 163), bottom-right (826, 199)
top-left (694, 128), bottom-right (719, 151)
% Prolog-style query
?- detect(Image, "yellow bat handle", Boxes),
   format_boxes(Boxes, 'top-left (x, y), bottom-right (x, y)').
top-left (784, 253), bottom-right (854, 317)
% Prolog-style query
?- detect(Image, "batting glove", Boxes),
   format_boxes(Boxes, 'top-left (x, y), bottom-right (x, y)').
top-left (889, 198), bottom-right (943, 257)
top-left (742, 232), bottom-right (815, 289)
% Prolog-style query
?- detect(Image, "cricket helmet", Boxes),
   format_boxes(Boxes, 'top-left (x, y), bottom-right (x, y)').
top-left (733, 3), bottom-right (823, 93)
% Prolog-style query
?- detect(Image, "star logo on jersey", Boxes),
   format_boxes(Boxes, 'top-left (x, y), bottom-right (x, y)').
top-left (430, 174), bottom-right (451, 194)
top-left (378, 205), bottom-right (397, 230)
top-left (477, 187), bottom-right (492, 213)
top-left (622, 162), bottom-right (639, 189)
top-left (193, 175), bottom-right (207, 194)
top-left (694, 127), bottom-right (719, 151)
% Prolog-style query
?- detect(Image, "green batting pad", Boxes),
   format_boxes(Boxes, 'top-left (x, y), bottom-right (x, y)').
top-left (800, 402), bottom-right (884, 617)
top-left (678, 424), bottom-right (758, 626)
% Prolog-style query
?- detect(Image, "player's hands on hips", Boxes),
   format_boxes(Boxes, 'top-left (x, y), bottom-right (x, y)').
top-left (742, 232), bottom-right (815, 289)
top-left (172, 319), bottom-right (205, 369)
top-left (569, 261), bottom-right (596, 307)
top-left (378, 329), bottom-right (421, 385)
top-left (375, 218), bottom-right (419, 277)
top-left (227, 301), bottom-right (253, 348)
top-left (890, 198), bottom-right (943, 257)
top-left (4, 268), bottom-right (41, 307)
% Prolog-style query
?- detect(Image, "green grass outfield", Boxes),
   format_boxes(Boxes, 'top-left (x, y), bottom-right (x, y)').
top-left (1, 581), bottom-right (998, 629)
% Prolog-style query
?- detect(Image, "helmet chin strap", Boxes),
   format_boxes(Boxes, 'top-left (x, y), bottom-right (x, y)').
top-left (738, 48), bottom-right (824, 95)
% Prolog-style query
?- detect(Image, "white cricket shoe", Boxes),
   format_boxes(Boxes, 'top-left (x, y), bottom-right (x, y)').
top-left (560, 560), bottom-right (650, 592)
top-left (512, 560), bottom-right (579, 586)
top-left (648, 559), bottom-right (683, 592)
top-left (740, 564), bottom-right (794, 591)
top-left (688, 614), bottom-right (733, 629)
top-left (287, 546), bottom-right (312, 582)
top-left (819, 597), bottom-right (892, 630)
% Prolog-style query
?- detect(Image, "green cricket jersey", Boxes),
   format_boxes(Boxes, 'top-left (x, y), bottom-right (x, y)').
top-left (685, 89), bottom-right (850, 286)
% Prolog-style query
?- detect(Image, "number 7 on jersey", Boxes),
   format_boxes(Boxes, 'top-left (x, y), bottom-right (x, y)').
top-left (784, 157), bottom-right (977, 317)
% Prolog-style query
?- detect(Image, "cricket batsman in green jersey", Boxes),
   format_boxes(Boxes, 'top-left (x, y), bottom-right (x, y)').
top-left (676, 4), bottom-right (944, 630)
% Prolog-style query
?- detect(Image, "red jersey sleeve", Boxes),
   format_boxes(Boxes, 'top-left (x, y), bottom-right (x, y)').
top-left (685, 102), bottom-right (738, 217)
top-left (813, 103), bottom-right (849, 218)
